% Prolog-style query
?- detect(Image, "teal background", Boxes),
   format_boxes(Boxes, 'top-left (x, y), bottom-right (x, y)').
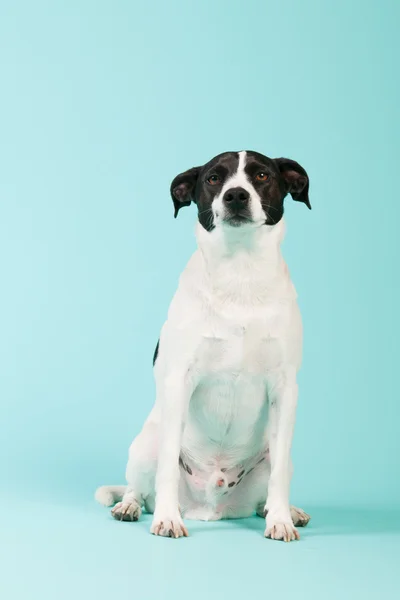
top-left (0, 1), bottom-right (399, 599)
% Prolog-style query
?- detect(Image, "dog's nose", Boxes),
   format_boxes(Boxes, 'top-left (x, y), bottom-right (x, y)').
top-left (223, 187), bottom-right (250, 208)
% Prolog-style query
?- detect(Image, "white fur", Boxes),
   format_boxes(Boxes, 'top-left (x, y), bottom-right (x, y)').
top-left (96, 152), bottom-right (310, 541)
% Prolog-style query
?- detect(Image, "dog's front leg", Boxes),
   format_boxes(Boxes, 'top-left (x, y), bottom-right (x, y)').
top-left (150, 370), bottom-right (192, 538)
top-left (264, 370), bottom-right (299, 542)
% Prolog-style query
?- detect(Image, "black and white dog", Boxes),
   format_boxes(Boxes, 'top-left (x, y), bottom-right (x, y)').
top-left (96, 150), bottom-right (311, 541)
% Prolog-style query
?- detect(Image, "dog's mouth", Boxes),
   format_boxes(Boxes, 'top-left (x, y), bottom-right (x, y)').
top-left (223, 213), bottom-right (253, 227)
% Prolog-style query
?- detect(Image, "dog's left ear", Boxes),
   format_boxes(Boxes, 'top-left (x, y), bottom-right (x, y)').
top-left (170, 166), bottom-right (201, 218)
top-left (275, 158), bottom-right (311, 210)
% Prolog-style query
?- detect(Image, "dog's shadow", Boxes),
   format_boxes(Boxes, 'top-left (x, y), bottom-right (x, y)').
top-left (181, 507), bottom-right (400, 538)
top-left (301, 507), bottom-right (400, 537)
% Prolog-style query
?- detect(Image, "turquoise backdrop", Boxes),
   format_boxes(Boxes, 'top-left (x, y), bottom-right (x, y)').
top-left (0, 1), bottom-right (399, 599)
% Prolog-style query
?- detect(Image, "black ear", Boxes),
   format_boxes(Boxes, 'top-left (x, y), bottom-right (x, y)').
top-left (275, 158), bottom-right (311, 209)
top-left (170, 167), bottom-right (201, 218)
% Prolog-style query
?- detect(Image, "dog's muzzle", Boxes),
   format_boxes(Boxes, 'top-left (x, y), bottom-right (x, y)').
top-left (222, 187), bottom-right (252, 225)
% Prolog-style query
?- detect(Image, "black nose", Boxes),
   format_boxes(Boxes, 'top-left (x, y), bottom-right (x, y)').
top-left (223, 187), bottom-right (249, 209)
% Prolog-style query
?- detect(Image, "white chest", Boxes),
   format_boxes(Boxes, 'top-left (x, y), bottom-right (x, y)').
top-left (194, 307), bottom-right (287, 379)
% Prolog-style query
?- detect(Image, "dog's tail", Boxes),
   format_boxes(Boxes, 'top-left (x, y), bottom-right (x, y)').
top-left (95, 485), bottom-right (127, 506)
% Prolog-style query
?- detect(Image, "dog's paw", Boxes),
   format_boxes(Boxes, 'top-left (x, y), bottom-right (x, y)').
top-left (265, 521), bottom-right (300, 542)
top-left (150, 514), bottom-right (189, 538)
top-left (290, 505), bottom-right (311, 528)
top-left (111, 500), bottom-right (141, 522)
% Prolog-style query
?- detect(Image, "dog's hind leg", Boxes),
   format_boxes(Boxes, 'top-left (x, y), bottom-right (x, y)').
top-left (288, 505), bottom-right (311, 527)
top-left (96, 410), bottom-right (159, 522)
top-left (111, 488), bottom-right (143, 522)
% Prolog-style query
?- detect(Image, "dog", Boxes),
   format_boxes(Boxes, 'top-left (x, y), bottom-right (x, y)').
top-left (96, 150), bottom-right (311, 541)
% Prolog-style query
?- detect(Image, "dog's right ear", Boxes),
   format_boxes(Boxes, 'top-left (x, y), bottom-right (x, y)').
top-left (170, 167), bottom-right (201, 218)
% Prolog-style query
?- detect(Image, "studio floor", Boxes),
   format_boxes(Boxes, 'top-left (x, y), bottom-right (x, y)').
top-left (1, 493), bottom-right (398, 600)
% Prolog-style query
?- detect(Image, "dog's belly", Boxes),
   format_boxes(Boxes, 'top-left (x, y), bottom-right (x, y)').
top-left (180, 376), bottom-right (270, 519)
top-left (180, 381), bottom-right (270, 521)
top-left (176, 324), bottom-right (285, 519)
top-left (184, 374), bottom-right (269, 461)
top-left (182, 328), bottom-right (283, 459)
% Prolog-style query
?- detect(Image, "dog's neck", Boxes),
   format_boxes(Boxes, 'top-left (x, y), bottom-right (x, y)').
top-left (196, 219), bottom-right (285, 260)
top-left (194, 219), bottom-right (294, 305)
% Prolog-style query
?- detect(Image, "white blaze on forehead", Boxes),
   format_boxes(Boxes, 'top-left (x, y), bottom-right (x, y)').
top-left (237, 150), bottom-right (247, 175)
top-left (220, 150), bottom-right (250, 193)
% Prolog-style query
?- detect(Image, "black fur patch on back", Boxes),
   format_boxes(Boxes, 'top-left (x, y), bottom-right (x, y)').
top-left (153, 340), bottom-right (159, 366)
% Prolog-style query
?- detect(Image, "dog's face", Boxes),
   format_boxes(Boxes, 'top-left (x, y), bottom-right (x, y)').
top-left (171, 151), bottom-right (310, 231)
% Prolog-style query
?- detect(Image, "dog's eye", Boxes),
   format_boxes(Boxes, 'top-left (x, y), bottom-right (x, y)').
top-left (207, 175), bottom-right (221, 185)
top-left (255, 172), bottom-right (269, 182)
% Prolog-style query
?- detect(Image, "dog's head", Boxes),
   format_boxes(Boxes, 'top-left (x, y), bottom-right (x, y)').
top-left (171, 151), bottom-right (310, 231)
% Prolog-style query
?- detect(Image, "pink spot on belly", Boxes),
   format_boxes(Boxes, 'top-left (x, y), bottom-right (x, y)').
top-left (191, 476), bottom-right (206, 490)
top-left (216, 478), bottom-right (224, 487)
